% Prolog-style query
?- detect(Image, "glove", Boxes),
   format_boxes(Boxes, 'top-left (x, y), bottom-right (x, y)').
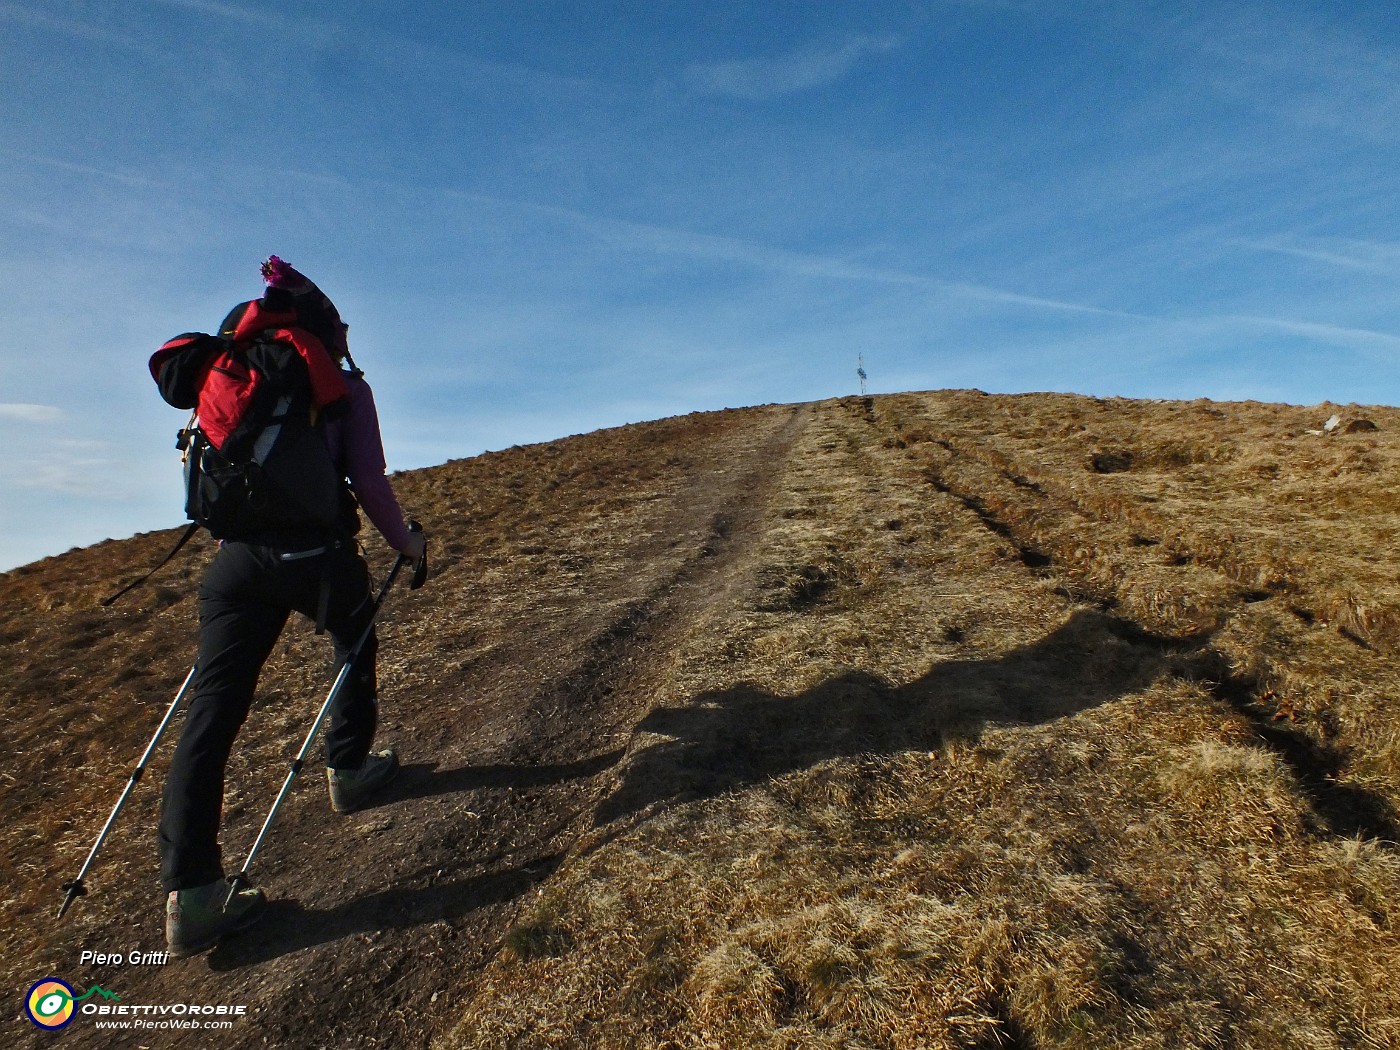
top-left (399, 531), bottom-right (426, 563)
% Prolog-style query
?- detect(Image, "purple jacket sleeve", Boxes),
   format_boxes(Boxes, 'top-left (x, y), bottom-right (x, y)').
top-left (328, 375), bottom-right (412, 552)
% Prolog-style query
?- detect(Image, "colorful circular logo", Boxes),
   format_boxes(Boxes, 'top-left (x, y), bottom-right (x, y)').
top-left (25, 978), bottom-right (76, 1030)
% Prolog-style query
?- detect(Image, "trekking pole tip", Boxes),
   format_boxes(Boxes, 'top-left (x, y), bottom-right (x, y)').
top-left (223, 873), bottom-right (248, 912)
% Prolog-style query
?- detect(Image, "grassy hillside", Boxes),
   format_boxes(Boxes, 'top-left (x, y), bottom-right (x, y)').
top-left (450, 392), bottom-right (1400, 1049)
top-left (3, 391), bottom-right (1398, 1049)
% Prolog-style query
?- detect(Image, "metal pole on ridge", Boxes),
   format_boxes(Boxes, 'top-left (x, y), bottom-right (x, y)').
top-left (57, 664), bottom-right (200, 920)
top-left (225, 524), bottom-right (427, 907)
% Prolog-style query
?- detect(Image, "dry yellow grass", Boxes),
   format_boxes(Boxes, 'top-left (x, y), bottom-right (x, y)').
top-left (4, 390), bottom-right (1398, 1049)
top-left (447, 391), bottom-right (1400, 1049)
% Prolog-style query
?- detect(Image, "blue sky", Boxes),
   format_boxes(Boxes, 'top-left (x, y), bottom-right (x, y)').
top-left (3, 0), bottom-right (1399, 571)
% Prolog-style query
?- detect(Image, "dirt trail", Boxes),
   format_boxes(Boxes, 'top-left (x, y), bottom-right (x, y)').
top-left (10, 391), bottom-right (1400, 1048)
top-left (7, 405), bottom-right (806, 1049)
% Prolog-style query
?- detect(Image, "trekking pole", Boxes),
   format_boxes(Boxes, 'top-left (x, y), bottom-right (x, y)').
top-left (225, 525), bottom-right (427, 907)
top-left (57, 664), bottom-right (200, 919)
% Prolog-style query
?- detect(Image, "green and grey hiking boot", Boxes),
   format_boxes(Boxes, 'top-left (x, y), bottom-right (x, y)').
top-left (327, 748), bottom-right (400, 814)
top-left (166, 878), bottom-right (267, 957)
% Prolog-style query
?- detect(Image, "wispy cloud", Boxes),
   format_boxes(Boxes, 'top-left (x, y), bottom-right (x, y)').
top-left (248, 166), bottom-right (1140, 320)
top-left (3, 150), bottom-right (164, 189)
top-left (1233, 315), bottom-right (1400, 358)
top-left (1191, 11), bottom-right (1400, 144)
top-left (931, 0), bottom-right (1042, 12)
top-left (147, 0), bottom-right (601, 100)
top-left (4, 438), bottom-right (124, 495)
top-left (0, 403), bottom-right (65, 423)
top-left (147, 0), bottom-right (266, 23)
top-left (533, 199), bottom-right (1138, 318)
top-left (0, 1), bottom-right (138, 47)
top-left (1237, 238), bottom-right (1400, 278)
top-left (686, 35), bottom-right (900, 99)
top-left (145, 0), bottom-right (365, 47)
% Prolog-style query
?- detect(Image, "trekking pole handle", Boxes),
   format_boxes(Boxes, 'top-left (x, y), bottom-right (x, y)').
top-left (408, 520), bottom-right (428, 590)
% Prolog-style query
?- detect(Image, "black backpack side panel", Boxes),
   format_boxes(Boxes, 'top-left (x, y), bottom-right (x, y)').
top-left (183, 337), bottom-right (352, 541)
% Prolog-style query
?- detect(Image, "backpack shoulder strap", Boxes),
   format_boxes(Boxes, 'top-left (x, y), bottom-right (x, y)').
top-left (100, 522), bottom-right (200, 607)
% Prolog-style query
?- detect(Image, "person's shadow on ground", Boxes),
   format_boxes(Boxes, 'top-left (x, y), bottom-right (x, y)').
top-left (214, 606), bottom-right (1398, 968)
top-left (593, 605), bottom-right (1398, 842)
top-left (594, 608), bottom-right (1205, 826)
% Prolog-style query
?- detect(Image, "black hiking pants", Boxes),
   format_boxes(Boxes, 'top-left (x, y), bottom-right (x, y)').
top-left (159, 536), bottom-right (379, 892)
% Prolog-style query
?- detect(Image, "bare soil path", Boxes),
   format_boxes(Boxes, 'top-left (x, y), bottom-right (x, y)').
top-left (5, 404), bottom-right (806, 1049)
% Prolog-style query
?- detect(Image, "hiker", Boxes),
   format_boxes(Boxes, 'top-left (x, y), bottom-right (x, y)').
top-left (152, 257), bottom-right (427, 956)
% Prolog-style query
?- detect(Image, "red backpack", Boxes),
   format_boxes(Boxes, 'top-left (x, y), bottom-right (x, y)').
top-left (149, 300), bottom-right (355, 541)
top-left (104, 304), bottom-right (356, 608)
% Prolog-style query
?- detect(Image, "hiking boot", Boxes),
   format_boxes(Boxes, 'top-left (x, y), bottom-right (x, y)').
top-left (166, 878), bottom-right (267, 957)
top-left (327, 748), bottom-right (400, 813)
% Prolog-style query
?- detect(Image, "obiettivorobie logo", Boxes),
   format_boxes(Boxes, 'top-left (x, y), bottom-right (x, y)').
top-left (23, 976), bottom-right (248, 1033)
top-left (24, 979), bottom-right (120, 1030)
